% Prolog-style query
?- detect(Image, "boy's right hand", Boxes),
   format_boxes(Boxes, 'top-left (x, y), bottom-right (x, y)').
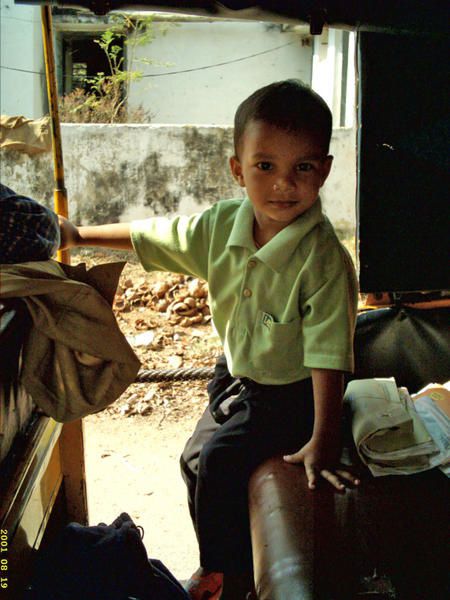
top-left (58, 215), bottom-right (80, 249)
top-left (284, 436), bottom-right (359, 492)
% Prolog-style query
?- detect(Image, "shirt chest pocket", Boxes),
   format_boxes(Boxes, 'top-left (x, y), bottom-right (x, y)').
top-left (251, 311), bottom-right (302, 376)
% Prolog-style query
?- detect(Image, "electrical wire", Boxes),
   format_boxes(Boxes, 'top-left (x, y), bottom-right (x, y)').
top-left (1, 40), bottom-right (296, 79)
top-left (0, 65), bottom-right (44, 76)
top-left (141, 41), bottom-right (295, 77)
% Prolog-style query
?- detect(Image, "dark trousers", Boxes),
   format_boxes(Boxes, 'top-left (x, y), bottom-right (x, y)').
top-left (180, 355), bottom-right (314, 574)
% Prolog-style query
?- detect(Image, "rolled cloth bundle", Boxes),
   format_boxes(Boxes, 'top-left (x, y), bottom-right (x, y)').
top-left (345, 377), bottom-right (439, 476)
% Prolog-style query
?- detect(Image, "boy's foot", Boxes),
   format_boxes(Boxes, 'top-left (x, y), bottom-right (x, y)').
top-left (184, 567), bottom-right (224, 600)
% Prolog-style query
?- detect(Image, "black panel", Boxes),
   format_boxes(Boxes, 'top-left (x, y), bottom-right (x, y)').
top-left (16, 1), bottom-right (450, 34)
top-left (357, 33), bottom-right (450, 292)
top-left (0, 299), bottom-right (31, 386)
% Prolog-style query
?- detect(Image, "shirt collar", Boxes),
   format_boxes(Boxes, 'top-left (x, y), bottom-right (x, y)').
top-left (227, 197), bottom-right (325, 273)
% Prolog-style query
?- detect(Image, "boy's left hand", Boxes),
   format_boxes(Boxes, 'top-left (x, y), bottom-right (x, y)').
top-left (283, 437), bottom-right (360, 491)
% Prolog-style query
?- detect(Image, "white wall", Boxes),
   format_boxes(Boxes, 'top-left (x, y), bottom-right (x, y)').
top-left (129, 21), bottom-right (312, 124)
top-left (0, 0), bottom-right (47, 118)
top-left (0, 10), bottom-right (355, 133)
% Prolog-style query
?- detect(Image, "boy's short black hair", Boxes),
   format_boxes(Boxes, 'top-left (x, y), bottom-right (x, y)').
top-left (233, 79), bottom-right (332, 156)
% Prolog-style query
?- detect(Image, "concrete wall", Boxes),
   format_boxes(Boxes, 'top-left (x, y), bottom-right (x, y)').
top-left (129, 21), bottom-right (312, 125)
top-left (0, 0), bottom-right (47, 119)
top-left (327, 126), bottom-right (357, 233)
top-left (0, 123), bottom-right (356, 233)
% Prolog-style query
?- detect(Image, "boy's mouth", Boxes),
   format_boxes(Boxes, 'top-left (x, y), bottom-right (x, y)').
top-left (268, 200), bottom-right (299, 208)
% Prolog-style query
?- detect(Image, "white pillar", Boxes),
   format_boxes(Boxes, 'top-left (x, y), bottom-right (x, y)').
top-left (312, 28), bottom-right (355, 129)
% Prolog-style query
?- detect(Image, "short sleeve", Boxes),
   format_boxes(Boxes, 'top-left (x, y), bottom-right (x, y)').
top-left (130, 209), bottom-right (212, 280)
top-left (301, 244), bottom-right (358, 372)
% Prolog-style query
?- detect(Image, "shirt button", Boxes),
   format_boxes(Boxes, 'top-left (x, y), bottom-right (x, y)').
top-left (248, 260), bottom-right (256, 268)
top-left (243, 288), bottom-right (252, 298)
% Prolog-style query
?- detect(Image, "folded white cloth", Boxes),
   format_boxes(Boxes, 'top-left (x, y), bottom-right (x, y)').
top-left (345, 378), bottom-right (439, 476)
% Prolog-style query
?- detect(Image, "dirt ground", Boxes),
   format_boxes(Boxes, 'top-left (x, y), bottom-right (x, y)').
top-left (84, 413), bottom-right (203, 581)
top-left (78, 249), bottom-right (222, 581)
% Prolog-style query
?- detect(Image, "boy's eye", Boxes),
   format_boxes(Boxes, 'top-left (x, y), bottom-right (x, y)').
top-left (296, 163), bottom-right (314, 172)
top-left (257, 162), bottom-right (272, 171)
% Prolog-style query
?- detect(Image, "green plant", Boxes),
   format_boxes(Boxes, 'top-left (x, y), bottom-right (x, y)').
top-left (59, 14), bottom-right (171, 124)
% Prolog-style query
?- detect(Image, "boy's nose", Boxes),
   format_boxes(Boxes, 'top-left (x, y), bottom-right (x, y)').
top-left (273, 176), bottom-right (296, 192)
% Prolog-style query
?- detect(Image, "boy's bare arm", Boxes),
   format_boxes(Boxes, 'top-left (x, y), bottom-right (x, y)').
top-left (284, 368), bottom-right (359, 491)
top-left (59, 216), bottom-right (133, 251)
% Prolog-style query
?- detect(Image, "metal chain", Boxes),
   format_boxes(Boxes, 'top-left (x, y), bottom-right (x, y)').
top-left (135, 366), bottom-right (215, 383)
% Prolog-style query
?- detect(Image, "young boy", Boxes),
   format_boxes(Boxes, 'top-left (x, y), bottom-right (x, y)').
top-left (60, 80), bottom-right (359, 600)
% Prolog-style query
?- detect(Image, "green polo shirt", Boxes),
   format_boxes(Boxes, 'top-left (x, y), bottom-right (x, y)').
top-left (131, 198), bottom-right (358, 385)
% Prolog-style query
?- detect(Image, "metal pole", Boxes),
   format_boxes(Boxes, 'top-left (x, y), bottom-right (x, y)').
top-left (41, 4), bottom-right (70, 264)
top-left (40, 5), bottom-right (88, 526)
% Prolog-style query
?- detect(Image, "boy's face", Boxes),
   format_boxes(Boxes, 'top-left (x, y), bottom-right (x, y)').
top-left (230, 120), bottom-right (332, 233)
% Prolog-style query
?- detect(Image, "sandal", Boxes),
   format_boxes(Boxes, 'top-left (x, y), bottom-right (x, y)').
top-left (184, 568), bottom-right (224, 600)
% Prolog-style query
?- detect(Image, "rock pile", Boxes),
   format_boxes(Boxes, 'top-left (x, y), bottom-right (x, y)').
top-left (114, 274), bottom-right (211, 327)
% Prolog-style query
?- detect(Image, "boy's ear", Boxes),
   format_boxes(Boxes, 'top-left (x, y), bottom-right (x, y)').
top-left (319, 155), bottom-right (333, 186)
top-left (229, 156), bottom-right (245, 187)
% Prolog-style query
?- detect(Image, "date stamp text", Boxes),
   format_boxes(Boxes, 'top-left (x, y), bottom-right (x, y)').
top-left (0, 529), bottom-right (8, 590)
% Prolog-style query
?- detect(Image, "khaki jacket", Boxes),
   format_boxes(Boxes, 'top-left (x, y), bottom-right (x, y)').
top-left (0, 115), bottom-right (52, 155)
top-left (0, 260), bottom-right (140, 421)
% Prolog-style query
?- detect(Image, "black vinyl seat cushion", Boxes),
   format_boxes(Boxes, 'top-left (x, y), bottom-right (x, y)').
top-left (350, 306), bottom-right (450, 393)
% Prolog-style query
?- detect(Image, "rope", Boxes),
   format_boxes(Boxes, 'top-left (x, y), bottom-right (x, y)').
top-left (135, 366), bottom-right (215, 383)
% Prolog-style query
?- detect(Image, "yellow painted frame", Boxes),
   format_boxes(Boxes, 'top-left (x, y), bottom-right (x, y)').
top-left (0, 8), bottom-right (88, 596)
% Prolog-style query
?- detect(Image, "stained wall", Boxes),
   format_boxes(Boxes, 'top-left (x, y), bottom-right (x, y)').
top-left (0, 123), bottom-right (356, 233)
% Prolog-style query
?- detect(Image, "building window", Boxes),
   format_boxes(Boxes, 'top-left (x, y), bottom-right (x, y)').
top-left (62, 34), bottom-right (124, 95)
top-left (72, 61), bottom-right (88, 89)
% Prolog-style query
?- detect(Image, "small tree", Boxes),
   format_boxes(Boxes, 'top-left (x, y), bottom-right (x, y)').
top-left (59, 14), bottom-right (172, 123)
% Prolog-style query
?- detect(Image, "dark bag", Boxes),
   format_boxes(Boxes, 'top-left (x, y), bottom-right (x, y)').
top-left (26, 513), bottom-right (189, 600)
